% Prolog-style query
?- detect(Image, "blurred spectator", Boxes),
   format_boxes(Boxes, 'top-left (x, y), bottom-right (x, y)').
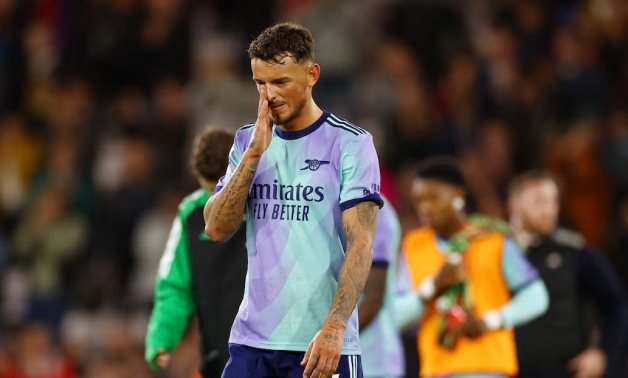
top-left (552, 24), bottom-right (610, 124)
top-left (610, 194), bottom-right (628, 289)
top-left (130, 187), bottom-right (181, 305)
top-left (600, 108), bottom-right (628, 193)
top-left (148, 79), bottom-right (189, 186)
top-left (376, 41), bottom-right (435, 170)
top-left (187, 33), bottom-right (257, 132)
top-left (92, 87), bottom-right (148, 194)
top-left (297, 0), bottom-right (367, 115)
top-left (30, 135), bottom-right (94, 218)
top-left (0, 323), bottom-right (76, 378)
top-left (0, 115), bottom-right (43, 222)
top-left (461, 119), bottom-right (515, 218)
top-left (88, 0), bottom-right (190, 94)
top-left (545, 120), bottom-right (613, 248)
top-left (508, 171), bottom-right (628, 378)
top-left (10, 183), bottom-right (88, 329)
top-left (0, 0), bottom-right (21, 113)
top-left (92, 135), bottom-right (157, 303)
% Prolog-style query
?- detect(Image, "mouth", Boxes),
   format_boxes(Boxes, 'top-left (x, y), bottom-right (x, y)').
top-left (419, 216), bottom-right (432, 226)
top-left (270, 103), bottom-right (286, 112)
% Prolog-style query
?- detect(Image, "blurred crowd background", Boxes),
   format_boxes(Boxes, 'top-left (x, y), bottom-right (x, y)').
top-left (0, 0), bottom-right (627, 376)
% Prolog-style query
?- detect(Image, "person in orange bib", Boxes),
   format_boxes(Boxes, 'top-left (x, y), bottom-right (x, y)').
top-left (396, 157), bottom-right (548, 378)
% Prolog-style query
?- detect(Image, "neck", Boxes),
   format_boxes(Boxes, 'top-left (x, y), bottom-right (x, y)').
top-left (437, 213), bottom-right (466, 238)
top-left (199, 179), bottom-right (218, 192)
top-left (280, 98), bottom-right (323, 132)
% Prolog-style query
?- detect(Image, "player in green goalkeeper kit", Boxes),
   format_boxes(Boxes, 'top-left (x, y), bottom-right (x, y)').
top-left (145, 127), bottom-right (247, 377)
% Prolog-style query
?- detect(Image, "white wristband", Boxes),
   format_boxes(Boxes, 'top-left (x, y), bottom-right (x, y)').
top-left (482, 310), bottom-right (504, 331)
top-left (418, 277), bottom-right (436, 302)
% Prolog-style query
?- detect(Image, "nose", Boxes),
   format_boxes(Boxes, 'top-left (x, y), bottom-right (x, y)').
top-left (413, 201), bottom-right (427, 219)
top-left (266, 84), bottom-right (278, 101)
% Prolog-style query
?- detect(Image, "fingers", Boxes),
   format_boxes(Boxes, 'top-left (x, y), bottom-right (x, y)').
top-left (310, 353), bottom-right (337, 378)
top-left (155, 350), bottom-right (171, 369)
top-left (302, 350), bottom-right (319, 378)
top-left (301, 340), bottom-right (314, 366)
top-left (256, 89), bottom-right (272, 132)
top-left (257, 90), bottom-right (269, 118)
top-left (310, 354), bottom-right (327, 378)
top-left (326, 354), bottom-right (341, 377)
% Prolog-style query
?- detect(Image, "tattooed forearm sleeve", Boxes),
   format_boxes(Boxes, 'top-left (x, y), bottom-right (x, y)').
top-left (329, 201), bottom-right (379, 324)
top-left (203, 155), bottom-right (257, 241)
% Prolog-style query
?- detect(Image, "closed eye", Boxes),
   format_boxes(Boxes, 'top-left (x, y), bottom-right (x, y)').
top-left (272, 78), bottom-right (290, 85)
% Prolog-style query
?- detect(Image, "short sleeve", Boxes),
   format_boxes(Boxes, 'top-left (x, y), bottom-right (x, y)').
top-left (502, 237), bottom-right (540, 292)
top-left (215, 133), bottom-right (244, 193)
top-left (339, 134), bottom-right (384, 211)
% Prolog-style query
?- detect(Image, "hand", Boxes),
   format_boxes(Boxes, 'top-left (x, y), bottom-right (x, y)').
top-left (434, 262), bottom-right (464, 296)
top-left (301, 317), bottom-right (345, 378)
top-left (567, 347), bottom-right (607, 378)
top-left (247, 87), bottom-right (273, 159)
top-left (461, 222), bottom-right (488, 239)
top-left (458, 316), bottom-right (487, 339)
top-left (155, 349), bottom-right (171, 369)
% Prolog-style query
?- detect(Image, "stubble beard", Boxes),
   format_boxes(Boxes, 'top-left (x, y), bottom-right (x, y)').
top-left (273, 97), bottom-right (307, 127)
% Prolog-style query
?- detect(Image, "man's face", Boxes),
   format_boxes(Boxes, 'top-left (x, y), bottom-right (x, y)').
top-left (251, 56), bottom-right (316, 126)
top-left (412, 178), bottom-right (463, 233)
top-left (510, 179), bottom-right (560, 235)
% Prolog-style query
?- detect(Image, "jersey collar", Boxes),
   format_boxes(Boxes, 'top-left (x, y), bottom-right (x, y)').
top-left (274, 111), bottom-right (329, 140)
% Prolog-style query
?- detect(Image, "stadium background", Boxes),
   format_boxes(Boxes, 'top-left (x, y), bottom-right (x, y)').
top-left (0, 0), bottom-right (627, 376)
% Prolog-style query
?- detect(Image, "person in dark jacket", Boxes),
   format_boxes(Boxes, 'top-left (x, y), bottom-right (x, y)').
top-left (508, 170), bottom-right (628, 378)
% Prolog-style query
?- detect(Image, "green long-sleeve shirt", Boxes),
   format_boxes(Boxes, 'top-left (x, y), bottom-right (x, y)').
top-left (145, 188), bottom-right (209, 370)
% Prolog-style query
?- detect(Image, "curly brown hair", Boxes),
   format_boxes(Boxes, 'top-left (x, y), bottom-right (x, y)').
top-left (190, 127), bottom-right (234, 182)
top-left (248, 22), bottom-right (315, 64)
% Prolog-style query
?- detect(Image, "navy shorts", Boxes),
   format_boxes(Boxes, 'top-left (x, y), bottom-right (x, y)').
top-left (221, 343), bottom-right (363, 378)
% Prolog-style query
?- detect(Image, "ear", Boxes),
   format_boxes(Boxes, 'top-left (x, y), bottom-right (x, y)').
top-left (307, 63), bottom-right (320, 86)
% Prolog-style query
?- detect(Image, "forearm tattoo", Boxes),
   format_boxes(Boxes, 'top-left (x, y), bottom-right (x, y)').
top-left (329, 201), bottom-right (378, 324)
top-left (207, 162), bottom-right (255, 235)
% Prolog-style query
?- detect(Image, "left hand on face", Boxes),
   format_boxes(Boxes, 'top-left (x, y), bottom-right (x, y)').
top-left (458, 316), bottom-right (488, 339)
top-left (300, 317), bottom-right (345, 378)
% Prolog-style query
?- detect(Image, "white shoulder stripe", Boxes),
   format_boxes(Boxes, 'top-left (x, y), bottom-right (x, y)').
top-left (329, 114), bottom-right (367, 134)
top-left (328, 117), bottom-right (365, 135)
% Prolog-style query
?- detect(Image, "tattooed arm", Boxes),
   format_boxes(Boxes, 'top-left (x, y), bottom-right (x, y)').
top-left (204, 89), bottom-right (273, 242)
top-left (203, 154), bottom-right (258, 241)
top-left (301, 201), bottom-right (379, 378)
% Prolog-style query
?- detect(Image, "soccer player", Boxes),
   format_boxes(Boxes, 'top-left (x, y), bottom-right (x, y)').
top-left (145, 128), bottom-right (248, 377)
top-left (508, 171), bottom-right (628, 378)
top-left (399, 157), bottom-right (548, 378)
top-left (359, 195), bottom-right (406, 378)
top-left (203, 23), bottom-right (382, 378)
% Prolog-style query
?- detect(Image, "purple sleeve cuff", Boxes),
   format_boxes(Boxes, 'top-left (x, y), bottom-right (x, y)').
top-left (339, 193), bottom-right (384, 211)
top-left (372, 260), bottom-right (390, 268)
